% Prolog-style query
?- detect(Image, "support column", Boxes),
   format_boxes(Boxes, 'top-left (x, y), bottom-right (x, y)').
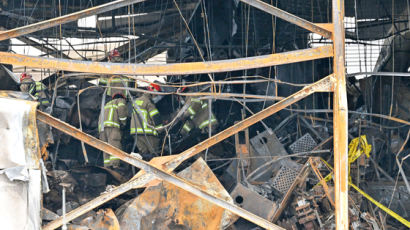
top-left (332, 0), bottom-right (349, 229)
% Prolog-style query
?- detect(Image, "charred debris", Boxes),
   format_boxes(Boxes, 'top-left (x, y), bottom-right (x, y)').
top-left (0, 0), bottom-right (409, 229)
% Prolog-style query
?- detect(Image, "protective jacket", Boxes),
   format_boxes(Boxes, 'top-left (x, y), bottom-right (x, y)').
top-left (99, 98), bottom-right (128, 132)
top-left (100, 75), bottom-right (130, 97)
top-left (20, 78), bottom-right (50, 105)
top-left (130, 94), bottom-right (162, 135)
top-left (182, 97), bottom-right (217, 134)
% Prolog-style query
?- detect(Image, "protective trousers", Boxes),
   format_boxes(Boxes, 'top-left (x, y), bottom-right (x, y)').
top-left (135, 135), bottom-right (160, 157)
top-left (99, 127), bottom-right (122, 167)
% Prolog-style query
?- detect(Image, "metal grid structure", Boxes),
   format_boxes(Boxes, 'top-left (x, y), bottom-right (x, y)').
top-left (289, 133), bottom-right (318, 153)
top-left (0, 0), bottom-right (349, 229)
top-left (271, 164), bottom-right (301, 195)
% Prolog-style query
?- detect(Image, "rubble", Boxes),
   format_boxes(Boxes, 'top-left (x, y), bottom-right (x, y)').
top-left (0, 0), bottom-right (409, 229)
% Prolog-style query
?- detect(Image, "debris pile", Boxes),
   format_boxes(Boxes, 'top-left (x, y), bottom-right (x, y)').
top-left (0, 0), bottom-right (409, 229)
top-left (33, 90), bottom-right (409, 229)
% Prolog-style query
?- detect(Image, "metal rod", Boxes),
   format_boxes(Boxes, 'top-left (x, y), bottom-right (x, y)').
top-left (0, 46), bottom-right (333, 75)
top-left (346, 72), bottom-right (410, 78)
top-left (62, 187), bottom-right (67, 230)
top-left (332, 0), bottom-right (349, 229)
top-left (239, 0), bottom-right (332, 39)
top-left (36, 111), bottom-right (284, 230)
top-left (42, 74), bottom-right (334, 230)
top-left (0, 0), bottom-right (146, 41)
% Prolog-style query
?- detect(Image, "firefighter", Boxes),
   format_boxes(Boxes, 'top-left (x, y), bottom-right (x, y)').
top-left (130, 83), bottom-right (163, 159)
top-left (100, 49), bottom-right (129, 98)
top-left (19, 72), bottom-right (50, 108)
top-left (180, 93), bottom-right (218, 136)
top-left (98, 92), bottom-right (128, 167)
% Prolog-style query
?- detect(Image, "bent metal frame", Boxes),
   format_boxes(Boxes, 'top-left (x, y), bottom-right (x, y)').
top-left (0, 0), bottom-right (348, 229)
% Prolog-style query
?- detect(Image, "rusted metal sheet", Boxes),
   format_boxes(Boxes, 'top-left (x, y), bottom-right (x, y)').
top-left (0, 0), bottom-right (146, 41)
top-left (42, 74), bottom-right (334, 230)
top-left (239, 0), bottom-right (332, 39)
top-left (332, 0), bottom-right (349, 229)
top-left (36, 111), bottom-right (284, 230)
top-left (230, 184), bottom-right (277, 221)
top-left (117, 158), bottom-right (237, 230)
top-left (0, 46), bottom-right (333, 75)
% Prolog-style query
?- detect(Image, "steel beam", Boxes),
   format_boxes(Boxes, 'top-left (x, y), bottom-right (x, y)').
top-left (239, 0), bottom-right (332, 39)
top-left (0, 0), bottom-right (146, 41)
top-left (42, 74), bottom-right (334, 230)
top-left (0, 45), bottom-right (333, 75)
top-left (36, 111), bottom-right (284, 230)
top-left (332, 0), bottom-right (349, 229)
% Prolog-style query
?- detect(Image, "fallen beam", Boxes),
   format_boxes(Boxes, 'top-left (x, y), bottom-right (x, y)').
top-left (0, 0), bottom-right (146, 41)
top-left (0, 46), bottom-right (333, 75)
top-left (37, 111), bottom-right (284, 230)
top-left (239, 0), bottom-right (332, 39)
top-left (42, 74), bottom-right (334, 229)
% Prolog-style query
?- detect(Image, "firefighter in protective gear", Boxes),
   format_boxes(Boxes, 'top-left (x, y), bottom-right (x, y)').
top-left (180, 95), bottom-right (218, 136)
top-left (19, 73), bottom-right (50, 107)
top-left (99, 93), bottom-right (128, 167)
top-left (99, 49), bottom-right (129, 97)
top-left (130, 83), bottom-right (163, 159)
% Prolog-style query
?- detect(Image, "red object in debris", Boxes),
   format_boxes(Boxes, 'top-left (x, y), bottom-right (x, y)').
top-left (108, 49), bottom-right (121, 60)
top-left (20, 72), bottom-right (32, 82)
top-left (112, 93), bottom-right (125, 99)
top-left (147, 83), bottom-right (161, 92)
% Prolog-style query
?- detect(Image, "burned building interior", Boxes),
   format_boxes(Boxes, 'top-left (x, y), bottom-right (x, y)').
top-left (0, 0), bottom-right (409, 229)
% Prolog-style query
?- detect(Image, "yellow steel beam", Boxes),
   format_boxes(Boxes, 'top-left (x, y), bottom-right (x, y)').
top-left (240, 0), bottom-right (332, 39)
top-left (0, 46), bottom-right (333, 75)
top-left (332, 0), bottom-right (349, 229)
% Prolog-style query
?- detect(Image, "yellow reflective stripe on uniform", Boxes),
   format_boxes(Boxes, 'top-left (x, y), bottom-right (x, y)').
top-left (108, 106), bottom-right (114, 122)
top-left (119, 117), bottom-right (127, 121)
top-left (117, 102), bottom-right (126, 107)
top-left (35, 82), bottom-right (45, 90)
top-left (130, 128), bottom-right (158, 135)
top-left (149, 109), bottom-right (159, 117)
top-left (99, 78), bottom-right (108, 84)
top-left (103, 121), bottom-right (120, 128)
top-left (104, 104), bottom-right (118, 109)
top-left (202, 103), bottom-right (208, 109)
top-left (104, 159), bottom-right (111, 163)
top-left (40, 100), bottom-right (50, 105)
top-left (199, 118), bottom-right (217, 129)
top-left (191, 98), bottom-right (201, 103)
top-left (135, 100), bottom-right (144, 106)
top-left (183, 123), bottom-right (191, 132)
top-left (29, 85), bottom-right (35, 94)
top-left (188, 107), bottom-right (196, 115)
top-left (108, 78), bottom-right (129, 84)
